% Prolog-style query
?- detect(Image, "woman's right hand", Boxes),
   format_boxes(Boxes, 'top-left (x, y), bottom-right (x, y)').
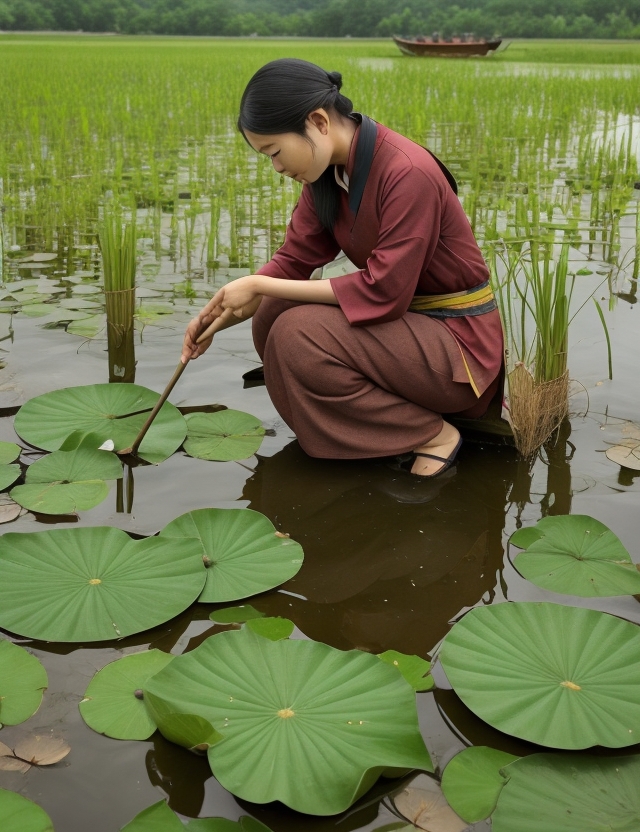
top-left (181, 293), bottom-right (263, 364)
top-left (181, 297), bottom-right (226, 363)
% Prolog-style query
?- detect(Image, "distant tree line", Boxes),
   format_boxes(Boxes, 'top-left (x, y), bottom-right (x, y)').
top-left (1, 0), bottom-right (639, 39)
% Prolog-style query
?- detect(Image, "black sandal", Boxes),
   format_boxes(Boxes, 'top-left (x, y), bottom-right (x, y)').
top-left (413, 435), bottom-right (463, 478)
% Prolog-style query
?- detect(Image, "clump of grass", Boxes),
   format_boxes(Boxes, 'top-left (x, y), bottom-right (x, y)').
top-left (99, 202), bottom-right (137, 383)
top-left (99, 204), bottom-right (137, 292)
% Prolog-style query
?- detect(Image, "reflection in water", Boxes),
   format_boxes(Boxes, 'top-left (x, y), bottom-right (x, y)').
top-left (146, 733), bottom-right (210, 817)
top-left (105, 288), bottom-right (137, 384)
top-left (242, 439), bottom-right (525, 655)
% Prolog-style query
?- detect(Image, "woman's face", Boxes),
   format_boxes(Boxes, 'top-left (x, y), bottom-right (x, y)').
top-left (243, 112), bottom-right (334, 185)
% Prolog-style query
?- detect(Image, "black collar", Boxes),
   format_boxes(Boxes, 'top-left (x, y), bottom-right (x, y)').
top-left (346, 114), bottom-right (458, 220)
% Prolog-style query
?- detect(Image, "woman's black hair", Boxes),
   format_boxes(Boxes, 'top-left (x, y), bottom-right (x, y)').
top-left (238, 58), bottom-right (354, 231)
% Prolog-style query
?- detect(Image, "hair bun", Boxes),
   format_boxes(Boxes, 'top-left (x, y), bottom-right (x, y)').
top-left (327, 71), bottom-right (343, 91)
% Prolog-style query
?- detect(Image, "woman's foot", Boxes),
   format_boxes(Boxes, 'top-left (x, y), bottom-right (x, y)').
top-left (411, 421), bottom-right (462, 476)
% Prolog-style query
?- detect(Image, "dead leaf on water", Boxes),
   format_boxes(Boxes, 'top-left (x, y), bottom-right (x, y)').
top-left (606, 440), bottom-right (640, 471)
top-left (0, 498), bottom-right (23, 524)
top-left (0, 740), bottom-right (30, 773)
top-left (393, 774), bottom-right (470, 832)
top-left (11, 735), bottom-right (70, 767)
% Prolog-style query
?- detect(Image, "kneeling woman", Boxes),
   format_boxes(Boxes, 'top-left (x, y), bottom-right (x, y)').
top-left (182, 58), bottom-right (503, 476)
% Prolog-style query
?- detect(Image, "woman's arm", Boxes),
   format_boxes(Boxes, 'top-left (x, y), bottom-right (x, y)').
top-left (181, 275), bottom-right (338, 362)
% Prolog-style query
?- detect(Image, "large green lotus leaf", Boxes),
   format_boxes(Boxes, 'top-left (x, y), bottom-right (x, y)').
top-left (79, 650), bottom-right (175, 739)
top-left (13, 384), bottom-right (187, 463)
top-left (0, 527), bottom-right (206, 641)
top-left (440, 746), bottom-right (519, 823)
top-left (10, 445), bottom-right (123, 514)
top-left (0, 640), bottom-right (48, 727)
top-left (160, 508), bottom-right (304, 603)
top-left (143, 627), bottom-right (433, 815)
top-left (0, 465), bottom-right (20, 492)
top-left (439, 602), bottom-right (640, 749)
top-left (184, 410), bottom-right (265, 461)
top-left (492, 753), bottom-right (640, 832)
top-left (0, 789), bottom-right (54, 832)
top-left (0, 442), bottom-right (20, 465)
top-left (510, 515), bottom-right (640, 597)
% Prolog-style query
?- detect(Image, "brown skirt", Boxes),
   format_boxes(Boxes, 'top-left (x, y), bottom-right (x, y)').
top-left (252, 297), bottom-right (500, 459)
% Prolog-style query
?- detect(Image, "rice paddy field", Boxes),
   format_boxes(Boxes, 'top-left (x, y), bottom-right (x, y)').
top-left (1, 35), bottom-right (640, 831)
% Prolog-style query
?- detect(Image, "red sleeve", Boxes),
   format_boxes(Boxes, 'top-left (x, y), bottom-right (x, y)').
top-left (256, 185), bottom-right (341, 281)
top-left (330, 166), bottom-right (444, 326)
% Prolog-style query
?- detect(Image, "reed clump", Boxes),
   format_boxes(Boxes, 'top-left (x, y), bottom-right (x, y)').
top-left (98, 204), bottom-right (137, 383)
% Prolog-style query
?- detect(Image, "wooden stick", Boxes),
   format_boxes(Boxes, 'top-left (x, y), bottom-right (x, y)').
top-left (117, 312), bottom-right (232, 457)
top-left (119, 360), bottom-right (188, 457)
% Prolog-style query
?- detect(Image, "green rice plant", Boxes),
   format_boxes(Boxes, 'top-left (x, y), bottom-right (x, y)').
top-left (99, 203), bottom-right (137, 293)
top-left (98, 203), bottom-right (137, 382)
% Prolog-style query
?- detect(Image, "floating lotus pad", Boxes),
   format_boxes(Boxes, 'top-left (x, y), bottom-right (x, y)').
top-left (14, 383), bottom-right (187, 463)
top-left (0, 527), bottom-right (206, 642)
top-left (245, 617), bottom-right (294, 641)
top-left (0, 442), bottom-right (20, 466)
top-left (0, 442), bottom-right (21, 492)
top-left (441, 746), bottom-right (519, 823)
top-left (184, 410), bottom-right (265, 461)
top-left (209, 605), bottom-right (265, 624)
top-left (0, 789), bottom-right (54, 832)
top-left (160, 508), bottom-right (303, 603)
top-left (80, 650), bottom-right (175, 740)
top-left (10, 445), bottom-right (122, 515)
top-left (606, 441), bottom-right (640, 470)
top-left (377, 650), bottom-right (434, 692)
top-left (143, 627), bottom-right (433, 815)
top-left (492, 753), bottom-right (640, 832)
top-left (510, 515), bottom-right (640, 597)
top-left (0, 640), bottom-right (48, 727)
top-left (121, 800), bottom-right (273, 831)
top-left (439, 602), bottom-right (640, 749)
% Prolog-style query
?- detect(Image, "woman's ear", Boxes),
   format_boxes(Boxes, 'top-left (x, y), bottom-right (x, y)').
top-left (307, 109), bottom-right (330, 135)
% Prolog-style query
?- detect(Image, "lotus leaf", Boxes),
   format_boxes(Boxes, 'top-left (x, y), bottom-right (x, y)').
top-left (10, 445), bottom-right (122, 515)
top-left (0, 527), bottom-right (206, 641)
top-left (510, 515), bottom-right (640, 596)
top-left (9, 736), bottom-right (70, 767)
top-left (121, 801), bottom-right (273, 831)
top-left (184, 410), bottom-right (265, 461)
top-left (160, 508), bottom-right (303, 603)
top-left (0, 789), bottom-right (54, 832)
top-left (377, 651), bottom-right (434, 692)
top-left (67, 315), bottom-right (106, 338)
top-left (209, 604), bottom-right (265, 624)
top-left (440, 746), bottom-right (518, 823)
top-left (143, 627), bottom-right (433, 815)
top-left (14, 383), bottom-right (187, 464)
top-left (154, 712), bottom-right (223, 751)
top-left (439, 602), bottom-right (640, 749)
top-left (492, 753), bottom-right (640, 832)
top-left (80, 650), bottom-right (175, 740)
top-left (0, 465), bottom-right (20, 492)
top-left (0, 443), bottom-right (21, 491)
top-left (246, 617), bottom-right (294, 641)
top-left (20, 304), bottom-right (55, 318)
top-left (0, 442), bottom-right (20, 465)
top-left (0, 640), bottom-right (48, 727)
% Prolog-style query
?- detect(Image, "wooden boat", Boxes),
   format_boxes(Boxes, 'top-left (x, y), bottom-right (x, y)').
top-left (393, 35), bottom-right (502, 57)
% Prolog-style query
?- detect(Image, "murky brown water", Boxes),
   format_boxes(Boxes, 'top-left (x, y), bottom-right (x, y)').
top-left (1, 255), bottom-right (639, 829)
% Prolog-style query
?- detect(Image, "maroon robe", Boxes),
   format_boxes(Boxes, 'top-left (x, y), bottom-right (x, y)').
top-left (252, 121), bottom-right (503, 459)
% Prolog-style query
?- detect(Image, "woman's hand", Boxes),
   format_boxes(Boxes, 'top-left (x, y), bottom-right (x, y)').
top-left (181, 279), bottom-right (262, 364)
top-left (212, 275), bottom-right (262, 318)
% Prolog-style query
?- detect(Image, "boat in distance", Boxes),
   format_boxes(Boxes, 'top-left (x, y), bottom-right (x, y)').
top-left (393, 35), bottom-right (503, 57)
